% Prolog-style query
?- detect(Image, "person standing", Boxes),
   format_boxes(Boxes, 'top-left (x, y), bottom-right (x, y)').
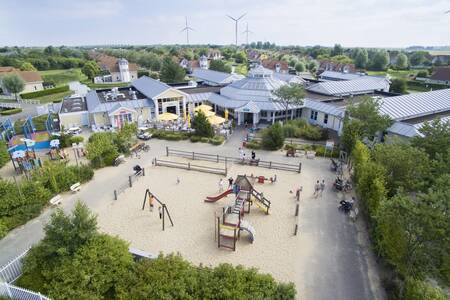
top-left (251, 150), bottom-right (256, 160)
top-left (228, 177), bottom-right (234, 188)
top-left (239, 147), bottom-right (244, 160)
top-left (313, 180), bottom-right (320, 198)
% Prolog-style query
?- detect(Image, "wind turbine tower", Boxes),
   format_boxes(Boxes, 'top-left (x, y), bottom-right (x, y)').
top-left (242, 23), bottom-right (253, 45)
top-left (180, 17), bottom-right (194, 45)
top-left (227, 13), bottom-right (247, 46)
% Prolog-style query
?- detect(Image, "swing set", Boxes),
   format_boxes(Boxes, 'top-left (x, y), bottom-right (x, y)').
top-left (142, 189), bottom-right (174, 231)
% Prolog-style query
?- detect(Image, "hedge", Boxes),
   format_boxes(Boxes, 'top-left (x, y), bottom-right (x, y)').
top-left (0, 108), bottom-right (22, 115)
top-left (20, 85), bottom-right (69, 99)
top-left (407, 81), bottom-right (448, 92)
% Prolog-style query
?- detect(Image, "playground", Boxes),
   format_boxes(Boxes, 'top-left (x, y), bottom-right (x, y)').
top-left (95, 155), bottom-right (326, 291)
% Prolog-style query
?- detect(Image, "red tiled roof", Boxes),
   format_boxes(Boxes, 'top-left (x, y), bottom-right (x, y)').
top-left (318, 60), bottom-right (356, 74)
top-left (90, 53), bottom-right (138, 73)
top-left (261, 59), bottom-right (289, 71)
top-left (0, 67), bottom-right (43, 83)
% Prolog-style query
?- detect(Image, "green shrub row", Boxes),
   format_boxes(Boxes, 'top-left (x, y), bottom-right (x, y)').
top-left (283, 120), bottom-right (328, 141)
top-left (0, 108), bottom-right (22, 115)
top-left (284, 143), bottom-right (339, 157)
top-left (20, 85), bottom-right (69, 99)
top-left (245, 140), bottom-right (262, 150)
top-left (0, 162), bottom-right (94, 238)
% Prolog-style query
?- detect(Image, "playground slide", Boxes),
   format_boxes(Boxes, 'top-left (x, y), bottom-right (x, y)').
top-left (205, 189), bottom-right (233, 202)
top-left (239, 220), bottom-right (255, 243)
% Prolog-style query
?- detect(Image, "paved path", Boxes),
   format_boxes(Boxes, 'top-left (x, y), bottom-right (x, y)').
top-left (0, 131), bottom-right (385, 299)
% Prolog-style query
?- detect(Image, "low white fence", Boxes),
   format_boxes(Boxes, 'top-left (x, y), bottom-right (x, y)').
top-left (17, 99), bottom-right (40, 105)
top-left (0, 282), bottom-right (50, 300)
top-left (0, 102), bottom-right (21, 109)
top-left (0, 249), bottom-right (51, 300)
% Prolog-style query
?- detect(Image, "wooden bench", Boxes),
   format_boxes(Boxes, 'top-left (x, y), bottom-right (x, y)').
top-left (50, 195), bottom-right (62, 206)
top-left (70, 182), bottom-right (81, 193)
top-left (306, 151), bottom-right (316, 159)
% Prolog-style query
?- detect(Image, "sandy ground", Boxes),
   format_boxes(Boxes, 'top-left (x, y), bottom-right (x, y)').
top-left (95, 155), bottom-right (347, 298)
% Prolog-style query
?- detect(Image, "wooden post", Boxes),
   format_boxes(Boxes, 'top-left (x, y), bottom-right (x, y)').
top-left (188, 162), bottom-right (190, 170)
top-left (217, 154), bottom-right (219, 163)
top-left (162, 204), bottom-right (165, 231)
top-left (129, 176), bottom-right (132, 187)
top-left (269, 161), bottom-right (272, 169)
top-left (192, 151), bottom-right (195, 160)
top-left (217, 217), bottom-right (221, 248)
top-left (166, 146), bottom-right (169, 157)
top-left (295, 203), bottom-right (299, 216)
top-left (298, 163), bottom-right (302, 173)
top-left (114, 190), bottom-right (118, 200)
top-left (294, 223), bottom-right (298, 236)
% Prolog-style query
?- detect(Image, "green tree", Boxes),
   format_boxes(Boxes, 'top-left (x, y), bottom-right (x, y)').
top-left (81, 61), bottom-right (100, 80)
top-left (1, 73), bottom-right (24, 101)
top-left (341, 118), bottom-right (363, 154)
top-left (395, 53), bottom-right (409, 69)
top-left (295, 62), bottom-right (305, 72)
top-left (160, 56), bottom-right (186, 83)
top-left (20, 62), bottom-right (37, 71)
top-left (390, 78), bottom-right (408, 94)
top-left (307, 60), bottom-right (319, 73)
top-left (209, 60), bottom-right (232, 73)
top-left (410, 51), bottom-right (429, 66)
top-left (353, 48), bottom-right (369, 69)
top-left (272, 84), bottom-right (305, 122)
top-left (0, 141), bottom-right (9, 168)
top-left (191, 111), bottom-right (214, 138)
top-left (261, 123), bottom-right (285, 150)
top-left (346, 96), bottom-right (392, 139)
top-left (403, 278), bottom-right (447, 300)
top-left (331, 44), bottom-right (343, 56)
top-left (412, 119), bottom-right (450, 162)
top-left (234, 51), bottom-right (247, 64)
top-left (370, 50), bottom-right (389, 71)
top-left (87, 132), bottom-right (119, 167)
top-left (372, 143), bottom-right (431, 194)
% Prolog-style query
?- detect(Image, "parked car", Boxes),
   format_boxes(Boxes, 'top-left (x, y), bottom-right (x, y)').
top-left (64, 126), bottom-right (82, 135)
top-left (137, 131), bottom-right (152, 141)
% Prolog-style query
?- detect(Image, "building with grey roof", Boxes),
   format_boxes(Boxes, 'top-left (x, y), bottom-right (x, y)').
top-left (318, 71), bottom-right (366, 81)
top-left (306, 77), bottom-right (390, 97)
top-left (59, 76), bottom-right (188, 129)
top-left (191, 68), bottom-right (244, 86)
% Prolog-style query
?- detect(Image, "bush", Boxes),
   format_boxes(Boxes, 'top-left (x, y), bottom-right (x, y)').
top-left (403, 278), bottom-right (447, 300)
top-left (20, 85), bottom-right (69, 99)
top-left (261, 123), bottom-right (285, 150)
top-left (87, 132), bottom-right (119, 168)
top-left (190, 135), bottom-right (201, 143)
top-left (296, 125), bottom-right (324, 140)
top-left (69, 136), bottom-right (84, 144)
top-left (282, 124), bottom-right (297, 138)
top-left (191, 111), bottom-right (214, 138)
top-left (208, 135), bottom-right (225, 145)
top-left (0, 108), bottom-right (22, 115)
top-left (200, 137), bottom-right (209, 143)
top-left (245, 140), bottom-right (261, 150)
top-left (0, 142), bottom-right (9, 168)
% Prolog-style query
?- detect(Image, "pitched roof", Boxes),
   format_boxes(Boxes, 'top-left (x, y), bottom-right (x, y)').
top-left (261, 59), bottom-right (289, 72)
top-left (0, 67), bottom-right (43, 83)
top-left (306, 77), bottom-right (389, 96)
top-left (303, 99), bottom-right (345, 117)
top-left (379, 88), bottom-right (450, 121)
top-left (191, 68), bottom-right (244, 85)
top-left (429, 67), bottom-right (450, 81)
top-left (387, 115), bottom-right (450, 138)
top-left (319, 71), bottom-right (365, 81)
top-left (132, 76), bottom-right (172, 99)
top-left (91, 53), bottom-right (138, 72)
top-left (318, 60), bottom-right (356, 73)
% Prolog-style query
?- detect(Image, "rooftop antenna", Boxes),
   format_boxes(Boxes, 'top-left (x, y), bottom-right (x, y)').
top-left (242, 23), bottom-right (253, 45)
top-left (227, 13), bottom-right (247, 46)
top-left (180, 17), bottom-right (194, 45)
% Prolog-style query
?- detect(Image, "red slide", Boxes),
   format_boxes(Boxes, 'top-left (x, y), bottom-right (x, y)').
top-left (205, 189), bottom-right (233, 202)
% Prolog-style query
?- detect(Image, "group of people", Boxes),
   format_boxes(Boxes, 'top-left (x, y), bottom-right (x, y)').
top-left (313, 179), bottom-right (326, 198)
top-left (239, 147), bottom-right (257, 161)
top-left (218, 177), bottom-right (235, 192)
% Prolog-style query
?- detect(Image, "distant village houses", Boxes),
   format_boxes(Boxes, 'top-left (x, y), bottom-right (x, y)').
top-left (0, 66), bottom-right (44, 94)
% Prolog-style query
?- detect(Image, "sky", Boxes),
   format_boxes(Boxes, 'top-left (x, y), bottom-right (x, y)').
top-left (0, 0), bottom-right (449, 48)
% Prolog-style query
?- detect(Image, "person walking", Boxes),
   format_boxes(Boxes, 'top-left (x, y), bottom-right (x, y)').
top-left (218, 178), bottom-right (224, 192)
top-left (251, 150), bottom-right (256, 160)
top-left (313, 180), bottom-right (320, 198)
top-left (176, 176), bottom-right (181, 185)
top-left (239, 147), bottom-right (244, 160)
top-left (320, 179), bottom-right (325, 197)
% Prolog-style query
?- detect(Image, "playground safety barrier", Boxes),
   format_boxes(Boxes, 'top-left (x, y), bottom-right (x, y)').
top-left (0, 102), bottom-right (21, 109)
top-left (154, 158), bottom-right (227, 176)
top-left (166, 147), bottom-right (301, 173)
top-left (0, 249), bottom-right (51, 300)
top-left (113, 167), bottom-right (145, 200)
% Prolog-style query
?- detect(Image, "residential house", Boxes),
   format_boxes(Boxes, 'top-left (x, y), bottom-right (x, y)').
top-left (261, 59), bottom-right (289, 73)
top-left (429, 51), bottom-right (450, 65)
top-left (317, 60), bottom-right (356, 74)
top-left (426, 67), bottom-right (450, 85)
top-left (0, 67), bottom-right (44, 94)
top-left (90, 53), bottom-right (138, 83)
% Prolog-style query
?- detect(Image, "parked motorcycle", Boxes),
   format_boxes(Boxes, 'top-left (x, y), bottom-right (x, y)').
top-left (333, 177), bottom-right (352, 192)
top-left (338, 199), bottom-right (353, 213)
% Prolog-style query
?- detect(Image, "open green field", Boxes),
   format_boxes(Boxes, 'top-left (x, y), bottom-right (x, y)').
top-left (86, 82), bottom-right (130, 89)
top-left (33, 91), bottom-right (73, 103)
top-left (40, 68), bottom-right (88, 86)
top-left (367, 68), bottom-right (428, 79)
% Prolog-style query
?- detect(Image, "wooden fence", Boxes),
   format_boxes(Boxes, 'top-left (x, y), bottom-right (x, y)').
top-left (113, 168), bottom-right (145, 200)
top-left (166, 147), bottom-right (301, 173)
top-left (0, 102), bottom-right (21, 109)
top-left (154, 158), bottom-right (227, 176)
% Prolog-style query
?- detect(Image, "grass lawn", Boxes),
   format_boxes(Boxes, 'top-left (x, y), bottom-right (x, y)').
top-left (40, 68), bottom-right (88, 86)
top-left (367, 68), bottom-right (428, 80)
top-left (34, 91), bottom-right (73, 103)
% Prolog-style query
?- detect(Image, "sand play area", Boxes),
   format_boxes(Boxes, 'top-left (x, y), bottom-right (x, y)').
top-left (95, 156), bottom-right (362, 298)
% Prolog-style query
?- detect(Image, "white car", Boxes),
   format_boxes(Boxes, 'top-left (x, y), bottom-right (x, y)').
top-left (65, 127), bottom-right (82, 135)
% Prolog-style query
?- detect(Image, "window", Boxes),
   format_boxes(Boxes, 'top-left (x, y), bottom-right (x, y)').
top-left (324, 114), bottom-right (328, 124)
top-left (310, 110), bottom-right (318, 121)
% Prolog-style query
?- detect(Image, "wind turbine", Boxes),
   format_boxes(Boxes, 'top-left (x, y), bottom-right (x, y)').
top-left (242, 23), bottom-right (253, 45)
top-left (180, 17), bottom-right (194, 45)
top-left (227, 13), bottom-right (247, 46)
